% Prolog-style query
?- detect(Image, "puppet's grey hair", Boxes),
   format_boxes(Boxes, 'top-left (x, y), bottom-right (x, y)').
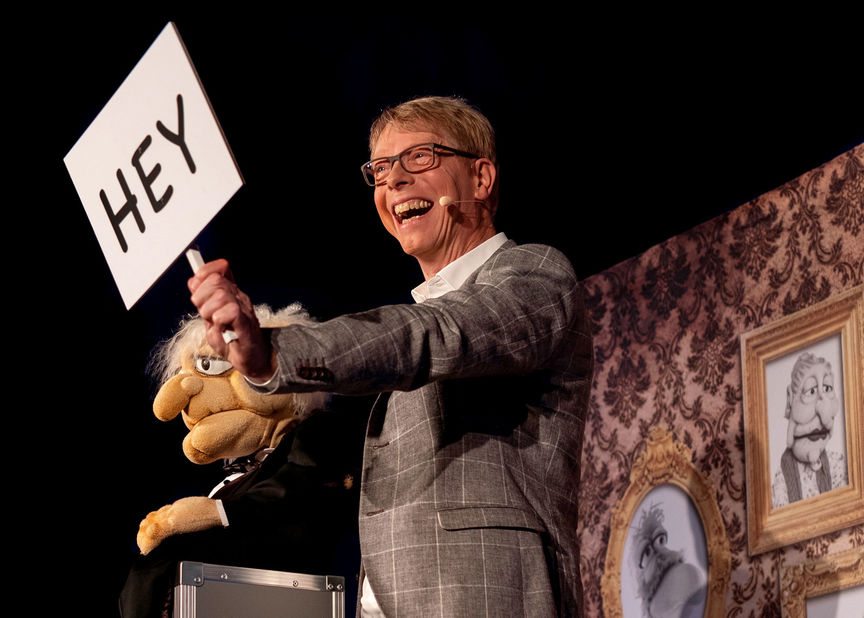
top-left (629, 503), bottom-right (666, 573)
top-left (147, 303), bottom-right (327, 417)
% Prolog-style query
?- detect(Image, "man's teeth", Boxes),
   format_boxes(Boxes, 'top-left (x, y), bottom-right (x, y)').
top-left (395, 200), bottom-right (433, 220)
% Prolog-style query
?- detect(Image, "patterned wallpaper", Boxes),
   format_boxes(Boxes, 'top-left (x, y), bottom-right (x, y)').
top-left (578, 144), bottom-right (863, 615)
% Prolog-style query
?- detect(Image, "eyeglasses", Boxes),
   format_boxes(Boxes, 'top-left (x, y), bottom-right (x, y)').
top-left (361, 142), bottom-right (479, 186)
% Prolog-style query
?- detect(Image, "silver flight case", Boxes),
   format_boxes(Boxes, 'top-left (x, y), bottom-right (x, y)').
top-left (173, 561), bottom-right (345, 617)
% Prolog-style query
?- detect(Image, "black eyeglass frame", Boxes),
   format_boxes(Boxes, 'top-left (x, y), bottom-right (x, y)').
top-left (360, 142), bottom-right (480, 187)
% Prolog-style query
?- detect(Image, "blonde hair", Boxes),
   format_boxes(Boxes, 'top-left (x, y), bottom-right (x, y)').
top-left (369, 96), bottom-right (499, 210)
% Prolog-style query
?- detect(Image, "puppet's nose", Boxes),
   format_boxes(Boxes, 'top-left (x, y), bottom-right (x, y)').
top-left (180, 375), bottom-right (204, 396)
top-left (816, 403), bottom-right (836, 429)
top-left (153, 373), bottom-right (203, 421)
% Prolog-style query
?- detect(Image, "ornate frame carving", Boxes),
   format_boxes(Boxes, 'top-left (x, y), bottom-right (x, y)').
top-left (740, 285), bottom-right (864, 555)
top-left (780, 547), bottom-right (864, 617)
top-left (601, 427), bottom-right (731, 617)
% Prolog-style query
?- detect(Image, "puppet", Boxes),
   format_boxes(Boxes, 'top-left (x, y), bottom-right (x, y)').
top-left (772, 352), bottom-right (848, 507)
top-left (631, 503), bottom-right (706, 618)
top-left (120, 304), bottom-right (359, 618)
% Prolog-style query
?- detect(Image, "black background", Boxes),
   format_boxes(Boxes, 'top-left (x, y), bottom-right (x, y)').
top-left (19, 9), bottom-right (863, 615)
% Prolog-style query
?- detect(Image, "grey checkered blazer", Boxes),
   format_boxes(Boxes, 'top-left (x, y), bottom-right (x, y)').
top-left (262, 241), bottom-right (593, 617)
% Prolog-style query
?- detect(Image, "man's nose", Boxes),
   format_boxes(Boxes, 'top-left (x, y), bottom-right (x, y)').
top-left (386, 160), bottom-right (412, 187)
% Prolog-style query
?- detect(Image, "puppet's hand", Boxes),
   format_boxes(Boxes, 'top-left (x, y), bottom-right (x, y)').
top-left (137, 496), bottom-right (221, 555)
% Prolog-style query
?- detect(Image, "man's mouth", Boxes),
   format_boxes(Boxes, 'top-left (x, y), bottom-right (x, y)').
top-left (394, 199), bottom-right (433, 223)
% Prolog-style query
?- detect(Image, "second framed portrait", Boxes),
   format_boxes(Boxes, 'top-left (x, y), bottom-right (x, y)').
top-left (741, 284), bottom-right (864, 555)
top-left (602, 428), bottom-right (731, 617)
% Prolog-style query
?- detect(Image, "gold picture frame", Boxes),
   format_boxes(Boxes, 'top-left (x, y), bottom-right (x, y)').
top-left (741, 285), bottom-right (864, 555)
top-left (601, 427), bottom-right (731, 617)
top-left (780, 547), bottom-right (864, 617)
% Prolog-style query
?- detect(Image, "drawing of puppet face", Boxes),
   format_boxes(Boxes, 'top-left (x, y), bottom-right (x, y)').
top-left (785, 353), bottom-right (841, 470)
top-left (632, 504), bottom-right (705, 617)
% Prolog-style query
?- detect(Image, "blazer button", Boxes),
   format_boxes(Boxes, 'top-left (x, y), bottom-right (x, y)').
top-left (296, 363), bottom-right (334, 382)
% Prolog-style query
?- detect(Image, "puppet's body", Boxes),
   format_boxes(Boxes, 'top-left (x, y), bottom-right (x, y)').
top-left (120, 305), bottom-right (360, 618)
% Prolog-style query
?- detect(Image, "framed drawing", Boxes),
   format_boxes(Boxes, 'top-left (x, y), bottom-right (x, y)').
top-left (602, 428), bottom-right (731, 618)
top-left (780, 547), bottom-right (864, 618)
top-left (741, 285), bottom-right (864, 555)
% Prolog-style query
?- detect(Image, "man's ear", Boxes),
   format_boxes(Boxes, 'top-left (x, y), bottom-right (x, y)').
top-left (472, 158), bottom-right (496, 203)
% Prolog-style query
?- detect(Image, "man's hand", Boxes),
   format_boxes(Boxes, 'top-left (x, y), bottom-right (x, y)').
top-left (188, 259), bottom-right (276, 382)
top-left (137, 496), bottom-right (222, 555)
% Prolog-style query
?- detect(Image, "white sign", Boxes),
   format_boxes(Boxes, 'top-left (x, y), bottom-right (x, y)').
top-left (64, 22), bottom-right (243, 309)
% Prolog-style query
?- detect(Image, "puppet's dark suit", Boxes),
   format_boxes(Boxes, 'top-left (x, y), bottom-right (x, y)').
top-left (119, 409), bottom-right (362, 618)
top-left (256, 242), bottom-right (594, 617)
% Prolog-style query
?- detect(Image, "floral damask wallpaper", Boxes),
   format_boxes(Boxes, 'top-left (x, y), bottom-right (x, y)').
top-left (578, 144), bottom-right (863, 615)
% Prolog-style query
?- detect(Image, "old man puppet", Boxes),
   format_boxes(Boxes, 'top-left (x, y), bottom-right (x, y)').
top-left (772, 351), bottom-right (847, 508)
top-left (120, 304), bottom-right (360, 618)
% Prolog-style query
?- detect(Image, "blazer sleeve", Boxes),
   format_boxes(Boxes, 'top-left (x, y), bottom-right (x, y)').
top-left (258, 243), bottom-right (589, 397)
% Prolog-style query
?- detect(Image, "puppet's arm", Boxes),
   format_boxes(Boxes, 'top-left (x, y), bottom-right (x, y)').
top-left (137, 496), bottom-right (221, 555)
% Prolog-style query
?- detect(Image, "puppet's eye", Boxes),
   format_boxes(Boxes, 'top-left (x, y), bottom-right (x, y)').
top-left (195, 356), bottom-right (233, 376)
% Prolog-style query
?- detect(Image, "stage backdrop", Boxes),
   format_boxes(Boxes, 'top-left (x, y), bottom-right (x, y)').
top-left (578, 143), bottom-right (863, 614)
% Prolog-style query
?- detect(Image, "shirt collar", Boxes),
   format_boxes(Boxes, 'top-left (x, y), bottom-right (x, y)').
top-left (411, 233), bottom-right (508, 303)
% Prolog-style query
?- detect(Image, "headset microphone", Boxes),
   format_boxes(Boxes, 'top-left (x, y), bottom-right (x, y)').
top-left (439, 196), bottom-right (485, 207)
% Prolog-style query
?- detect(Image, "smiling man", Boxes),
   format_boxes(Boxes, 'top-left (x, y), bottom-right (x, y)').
top-left (189, 96), bottom-right (593, 616)
top-left (772, 352), bottom-right (848, 508)
top-left (368, 126), bottom-right (497, 280)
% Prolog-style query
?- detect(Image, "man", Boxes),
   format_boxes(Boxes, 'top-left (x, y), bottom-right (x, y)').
top-left (772, 352), bottom-right (847, 508)
top-left (189, 96), bottom-right (593, 616)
